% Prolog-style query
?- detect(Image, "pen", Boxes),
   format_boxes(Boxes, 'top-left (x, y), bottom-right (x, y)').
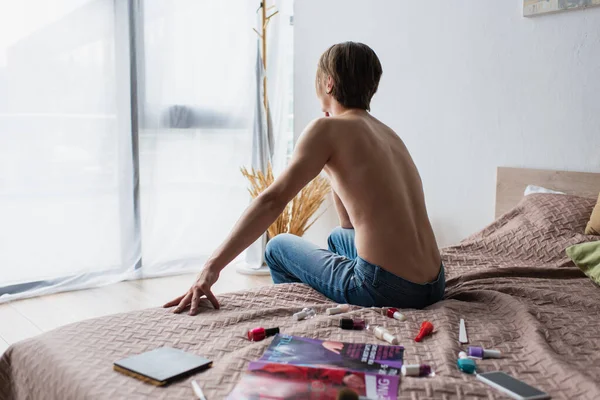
top-left (192, 380), bottom-right (207, 400)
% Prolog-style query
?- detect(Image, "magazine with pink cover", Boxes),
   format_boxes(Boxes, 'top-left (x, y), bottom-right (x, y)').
top-left (227, 361), bottom-right (399, 400)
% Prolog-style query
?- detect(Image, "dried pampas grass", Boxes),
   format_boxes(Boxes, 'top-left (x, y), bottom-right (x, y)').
top-left (241, 163), bottom-right (330, 239)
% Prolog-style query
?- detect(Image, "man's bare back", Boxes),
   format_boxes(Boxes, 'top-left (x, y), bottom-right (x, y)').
top-left (165, 41), bottom-right (444, 315)
top-left (323, 110), bottom-right (441, 284)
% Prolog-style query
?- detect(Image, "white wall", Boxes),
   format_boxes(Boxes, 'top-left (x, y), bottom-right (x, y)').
top-left (296, 0), bottom-right (600, 247)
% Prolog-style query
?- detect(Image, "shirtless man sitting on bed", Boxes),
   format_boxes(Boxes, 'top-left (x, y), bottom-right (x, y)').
top-left (165, 42), bottom-right (444, 316)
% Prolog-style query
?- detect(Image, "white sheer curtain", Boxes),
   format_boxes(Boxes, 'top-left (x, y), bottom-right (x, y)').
top-left (138, 0), bottom-right (260, 277)
top-left (0, 0), bottom-right (139, 302)
top-left (0, 0), bottom-right (293, 301)
top-left (139, 0), bottom-right (294, 277)
top-left (240, 0), bottom-right (295, 272)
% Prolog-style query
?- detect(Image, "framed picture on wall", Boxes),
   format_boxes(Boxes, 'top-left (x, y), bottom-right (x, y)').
top-left (524, 0), bottom-right (600, 16)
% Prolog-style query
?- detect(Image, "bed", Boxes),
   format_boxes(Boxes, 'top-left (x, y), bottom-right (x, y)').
top-left (1, 167), bottom-right (600, 400)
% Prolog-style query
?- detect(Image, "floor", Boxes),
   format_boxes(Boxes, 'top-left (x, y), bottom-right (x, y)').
top-left (0, 268), bottom-right (271, 355)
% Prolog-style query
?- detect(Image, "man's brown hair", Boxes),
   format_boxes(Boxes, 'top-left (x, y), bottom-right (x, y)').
top-left (316, 42), bottom-right (383, 111)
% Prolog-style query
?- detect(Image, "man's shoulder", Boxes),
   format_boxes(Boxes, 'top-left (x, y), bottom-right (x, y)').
top-left (306, 116), bottom-right (341, 129)
top-left (300, 117), bottom-right (339, 140)
top-left (307, 115), bottom-right (365, 133)
top-left (302, 115), bottom-right (383, 143)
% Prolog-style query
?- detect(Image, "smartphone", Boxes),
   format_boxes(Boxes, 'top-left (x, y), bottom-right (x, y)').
top-left (477, 372), bottom-right (550, 400)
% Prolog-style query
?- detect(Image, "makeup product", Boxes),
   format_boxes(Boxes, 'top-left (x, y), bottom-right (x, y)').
top-left (370, 326), bottom-right (399, 345)
top-left (192, 380), bottom-right (207, 400)
top-left (401, 364), bottom-right (432, 377)
top-left (459, 318), bottom-right (468, 344)
top-left (458, 351), bottom-right (468, 359)
top-left (326, 304), bottom-right (350, 316)
top-left (414, 321), bottom-right (434, 342)
top-left (339, 318), bottom-right (366, 330)
top-left (385, 308), bottom-right (406, 321)
top-left (293, 308), bottom-right (316, 321)
top-left (457, 357), bottom-right (477, 374)
top-left (247, 327), bottom-right (279, 342)
top-left (468, 346), bottom-right (501, 359)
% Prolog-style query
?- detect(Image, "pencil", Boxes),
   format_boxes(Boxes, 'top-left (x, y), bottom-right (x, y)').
top-left (192, 380), bottom-right (207, 400)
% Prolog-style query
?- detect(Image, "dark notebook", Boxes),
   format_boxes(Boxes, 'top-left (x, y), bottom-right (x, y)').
top-left (113, 347), bottom-right (212, 386)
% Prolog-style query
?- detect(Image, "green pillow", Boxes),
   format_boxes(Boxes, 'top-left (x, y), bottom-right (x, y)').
top-left (566, 241), bottom-right (600, 286)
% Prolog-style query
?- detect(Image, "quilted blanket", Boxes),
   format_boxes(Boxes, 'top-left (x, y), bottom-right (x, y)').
top-left (1, 194), bottom-right (599, 399)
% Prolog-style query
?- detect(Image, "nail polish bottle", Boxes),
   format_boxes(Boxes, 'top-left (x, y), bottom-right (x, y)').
top-left (414, 321), bottom-right (434, 342)
top-left (468, 346), bottom-right (501, 359)
top-left (401, 364), bottom-right (432, 377)
top-left (457, 352), bottom-right (477, 374)
top-left (385, 308), bottom-right (406, 321)
top-left (247, 327), bottom-right (279, 341)
top-left (293, 308), bottom-right (316, 321)
top-left (368, 325), bottom-right (399, 345)
top-left (340, 318), bottom-right (366, 330)
top-left (326, 304), bottom-right (350, 315)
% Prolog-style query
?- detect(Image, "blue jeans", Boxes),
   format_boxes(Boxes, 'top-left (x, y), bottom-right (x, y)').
top-left (264, 227), bottom-right (445, 308)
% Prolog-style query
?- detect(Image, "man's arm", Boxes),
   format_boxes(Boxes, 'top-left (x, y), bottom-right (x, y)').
top-left (206, 118), bottom-right (332, 273)
top-left (164, 118), bottom-right (333, 315)
top-left (332, 189), bottom-right (353, 229)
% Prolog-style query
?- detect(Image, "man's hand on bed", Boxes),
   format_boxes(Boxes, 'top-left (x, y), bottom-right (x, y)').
top-left (163, 267), bottom-right (220, 315)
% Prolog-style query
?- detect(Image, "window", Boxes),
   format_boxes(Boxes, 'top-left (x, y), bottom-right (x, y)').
top-left (0, 0), bottom-right (136, 294)
top-left (138, 0), bottom-right (257, 274)
top-left (0, 0), bottom-right (293, 300)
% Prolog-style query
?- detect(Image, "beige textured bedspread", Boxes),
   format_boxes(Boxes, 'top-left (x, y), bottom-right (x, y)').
top-left (1, 194), bottom-right (600, 400)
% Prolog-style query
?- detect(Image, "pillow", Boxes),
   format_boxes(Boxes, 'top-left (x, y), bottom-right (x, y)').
top-left (524, 185), bottom-right (565, 196)
top-left (566, 241), bottom-right (600, 286)
top-left (515, 192), bottom-right (596, 233)
top-left (585, 193), bottom-right (600, 235)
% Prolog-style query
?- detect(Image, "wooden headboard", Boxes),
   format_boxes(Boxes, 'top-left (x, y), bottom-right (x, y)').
top-left (495, 167), bottom-right (600, 218)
